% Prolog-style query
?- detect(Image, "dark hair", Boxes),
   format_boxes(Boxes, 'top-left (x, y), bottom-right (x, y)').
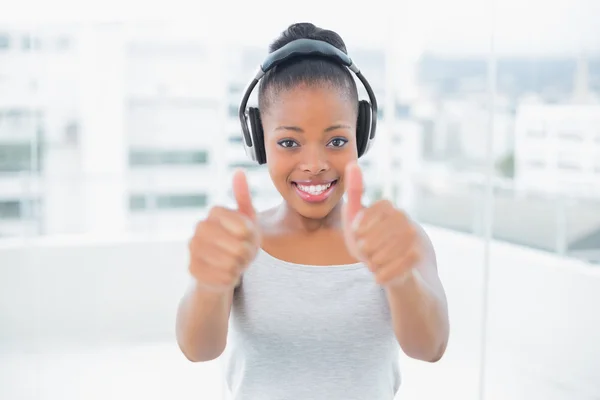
top-left (258, 23), bottom-right (359, 114)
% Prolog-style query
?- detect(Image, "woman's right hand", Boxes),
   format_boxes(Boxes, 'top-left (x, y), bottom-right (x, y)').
top-left (188, 170), bottom-right (260, 292)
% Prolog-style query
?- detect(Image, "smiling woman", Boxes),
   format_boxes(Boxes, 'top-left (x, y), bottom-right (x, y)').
top-left (176, 22), bottom-right (450, 400)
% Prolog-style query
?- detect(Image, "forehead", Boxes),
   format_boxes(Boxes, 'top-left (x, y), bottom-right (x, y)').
top-left (262, 84), bottom-right (356, 124)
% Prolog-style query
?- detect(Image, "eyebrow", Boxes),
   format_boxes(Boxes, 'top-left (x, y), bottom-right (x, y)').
top-left (275, 124), bottom-right (352, 133)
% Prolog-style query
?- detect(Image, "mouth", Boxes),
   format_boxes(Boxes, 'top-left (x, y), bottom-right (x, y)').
top-left (291, 180), bottom-right (338, 203)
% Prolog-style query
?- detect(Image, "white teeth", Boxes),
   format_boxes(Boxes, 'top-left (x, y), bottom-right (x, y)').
top-left (296, 182), bottom-right (332, 195)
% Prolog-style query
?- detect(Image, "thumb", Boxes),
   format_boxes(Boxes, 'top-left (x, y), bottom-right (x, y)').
top-left (232, 169), bottom-right (256, 220)
top-left (343, 161), bottom-right (364, 231)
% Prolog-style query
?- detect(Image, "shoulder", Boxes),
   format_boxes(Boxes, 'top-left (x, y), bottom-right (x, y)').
top-left (410, 220), bottom-right (432, 244)
top-left (411, 221), bottom-right (435, 254)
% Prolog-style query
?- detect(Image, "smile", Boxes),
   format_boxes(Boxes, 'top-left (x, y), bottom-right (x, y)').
top-left (291, 180), bottom-right (338, 203)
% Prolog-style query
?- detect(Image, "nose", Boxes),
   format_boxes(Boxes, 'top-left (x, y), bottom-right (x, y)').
top-left (299, 145), bottom-right (329, 175)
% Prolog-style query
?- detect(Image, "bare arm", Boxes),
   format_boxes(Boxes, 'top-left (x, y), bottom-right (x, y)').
top-left (385, 224), bottom-right (449, 363)
top-left (176, 169), bottom-right (259, 362)
top-left (176, 280), bottom-right (234, 362)
top-left (342, 164), bottom-right (449, 362)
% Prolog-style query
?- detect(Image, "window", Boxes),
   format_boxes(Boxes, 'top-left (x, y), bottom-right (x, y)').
top-left (528, 129), bottom-right (546, 138)
top-left (128, 150), bottom-right (208, 166)
top-left (557, 161), bottom-right (580, 171)
top-left (227, 188), bottom-right (259, 198)
top-left (0, 34), bottom-right (9, 49)
top-left (56, 36), bottom-right (71, 51)
top-left (128, 195), bottom-right (147, 211)
top-left (0, 199), bottom-right (40, 220)
top-left (228, 135), bottom-right (243, 144)
top-left (229, 104), bottom-right (239, 117)
top-left (558, 131), bottom-right (583, 141)
top-left (396, 103), bottom-right (411, 118)
top-left (3, 109), bottom-right (24, 127)
top-left (129, 193), bottom-right (208, 211)
top-left (229, 161), bottom-right (262, 170)
top-left (64, 121), bottom-right (79, 145)
top-left (157, 194), bottom-right (207, 209)
top-left (228, 83), bottom-right (243, 95)
top-left (0, 108), bottom-right (43, 130)
top-left (527, 160), bottom-right (545, 168)
top-left (557, 153), bottom-right (581, 171)
top-left (496, 153), bottom-right (515, 178)
top-left (0, 144), bottom-right (43, 172)
top-left (0, 200), bottom-right (21, 219)
top-left (21, 35), bottom-right (32, 50)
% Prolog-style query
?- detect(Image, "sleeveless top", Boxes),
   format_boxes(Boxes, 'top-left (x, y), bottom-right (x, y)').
top-left (223, 248), bottom-right (401, 400)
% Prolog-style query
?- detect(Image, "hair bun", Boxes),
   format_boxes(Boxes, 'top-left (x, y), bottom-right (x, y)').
top-left (269, 22), bottom-right (348, 55)
top-left (286, 22), bottom-right (319, 38)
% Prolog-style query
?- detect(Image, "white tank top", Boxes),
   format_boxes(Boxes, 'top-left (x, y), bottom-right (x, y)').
top-left (224, 248), bottom-right (401, 399)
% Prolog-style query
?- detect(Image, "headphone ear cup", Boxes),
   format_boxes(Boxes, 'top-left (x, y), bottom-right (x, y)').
top-left (248, 107), bottom-right (267, 165)
top-left (356, 100), bottom-right (371, 158)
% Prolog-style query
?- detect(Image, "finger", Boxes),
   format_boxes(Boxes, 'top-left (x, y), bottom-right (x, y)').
top-left (353, 207), bottom-right (388, 239)
top-left (357, 218), bottom-right (396, 260)
top-left (365, 222), bottom-right (418, 268)
top-left (190, 240), bottom-right (246, 289)
top-left (374, 248), bottom-right (420, 286)
top-left (232, 169), bottom-right (256, 220)
top-left (342, 161), bottom-right (364, 231)
top-left (193, 241), bottom-right (244, 272)
top-left (196, 220), bottom-right (257, 264)
top-left (366, 234), bottom-right (406, 272)
top-left (208, 207), bottom-right (255, 240)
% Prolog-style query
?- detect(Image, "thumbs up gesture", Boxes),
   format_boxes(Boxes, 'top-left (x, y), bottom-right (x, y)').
top-left (188, 169), bottom-right (261, 292)
top-left (342, 162), bottom-right (422, 288)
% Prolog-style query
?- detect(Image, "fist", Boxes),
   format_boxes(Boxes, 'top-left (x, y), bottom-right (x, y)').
top-left (342, 162), bottom-right (422, 287)
top-left (188, 169), bottom-right (261, 292)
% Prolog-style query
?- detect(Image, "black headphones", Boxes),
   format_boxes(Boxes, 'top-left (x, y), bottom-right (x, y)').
top-left (237, 38), bottom-right (378, 165)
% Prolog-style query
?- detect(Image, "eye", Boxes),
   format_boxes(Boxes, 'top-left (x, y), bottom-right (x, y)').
top-left (277, 139), bottom-right (299, 148)
top-left (328, 137), bottom-right (348, 148)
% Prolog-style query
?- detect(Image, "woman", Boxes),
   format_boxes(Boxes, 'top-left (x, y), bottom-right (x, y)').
top-left (176, 22), bottom-right (449, 400)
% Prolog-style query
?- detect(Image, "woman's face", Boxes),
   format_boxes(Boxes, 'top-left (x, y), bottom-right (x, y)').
top-left (261, 83), bottom-right (358, 220)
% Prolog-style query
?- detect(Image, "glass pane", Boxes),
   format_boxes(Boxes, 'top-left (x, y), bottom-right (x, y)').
top-left (483, 1), bottom-right (600, 399)
top-left (385, 1), bottom-right (491, 399)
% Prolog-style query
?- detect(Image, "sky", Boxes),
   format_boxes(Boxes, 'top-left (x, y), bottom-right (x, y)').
top-left (1, 0), bottom-right (599, 56)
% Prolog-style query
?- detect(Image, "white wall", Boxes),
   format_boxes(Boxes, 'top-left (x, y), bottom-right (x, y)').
top-left (0, 234), bottom-right (189, 349)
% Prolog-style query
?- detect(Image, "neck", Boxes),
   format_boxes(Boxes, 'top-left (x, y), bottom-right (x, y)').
top-left (274, 201), bottom-right (345, 233)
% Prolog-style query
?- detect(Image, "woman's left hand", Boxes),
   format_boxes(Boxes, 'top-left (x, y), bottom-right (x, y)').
top-left (342, 162), bottom-right (422, 288)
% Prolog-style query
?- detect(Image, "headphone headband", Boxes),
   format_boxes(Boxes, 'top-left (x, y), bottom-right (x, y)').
top-left (260, 38), bottom-right (356, 75)
top-left (238, 38), bottom-right (378, 162)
